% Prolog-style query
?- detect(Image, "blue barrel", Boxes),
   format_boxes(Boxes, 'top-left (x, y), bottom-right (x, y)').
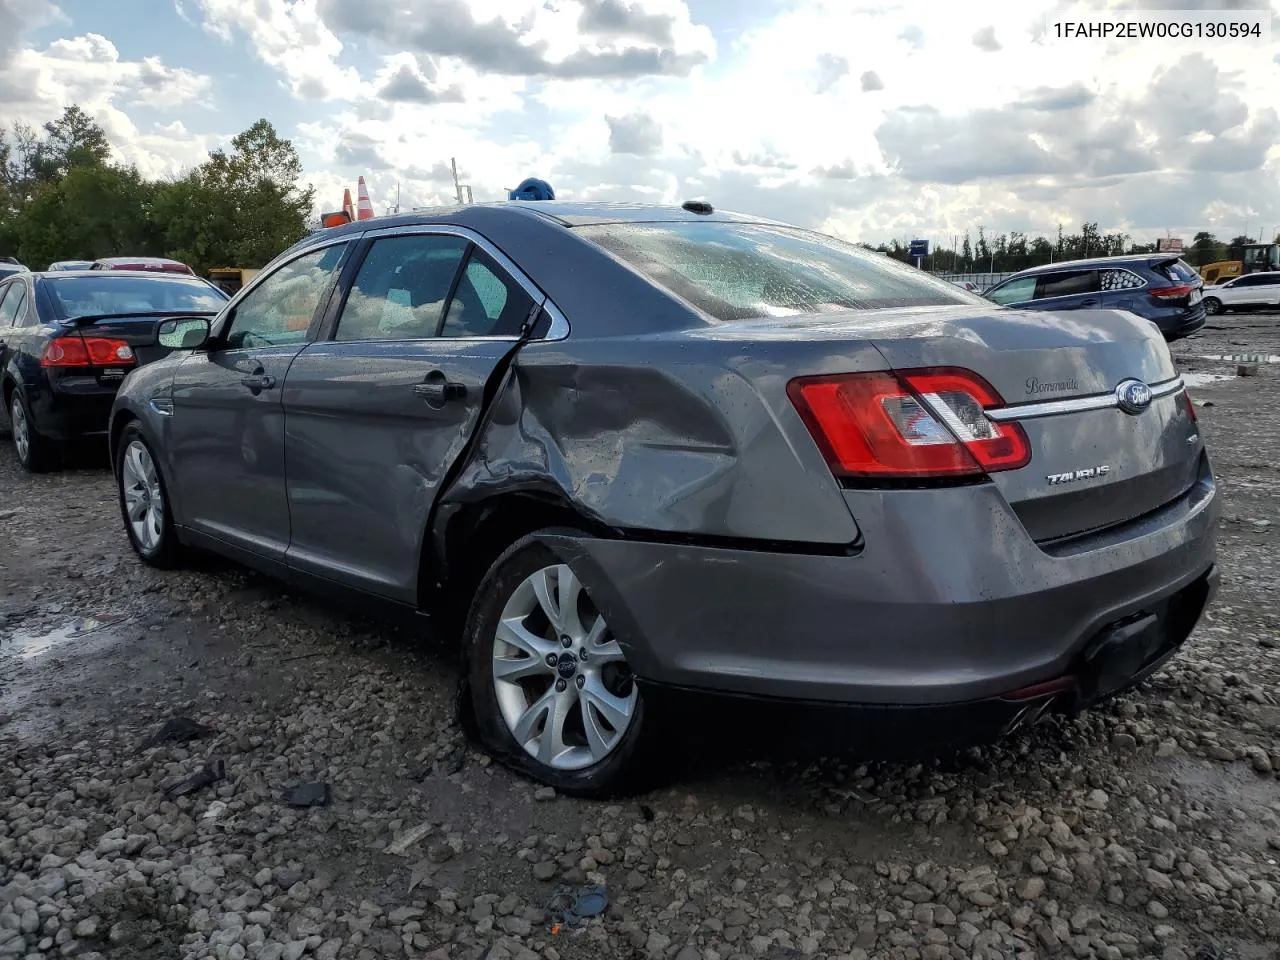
top-left (509, 178), bottom-right (555, 201)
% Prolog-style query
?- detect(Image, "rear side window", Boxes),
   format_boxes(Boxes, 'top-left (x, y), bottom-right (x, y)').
top-left (0, 283), bottom-right (18, 326)
top-left (1034, 270), bottom-right (1098, 299)
top-left (336, 234), bottom-right (469, 342)
top-left (1100, 268), bottom-right (1145, 291)
top-left (0, 284), bottom-right (27, 326)
top-left (576, 222), bottom-right (972, 321)
top-left (440, 249), bottom-right (536, 338)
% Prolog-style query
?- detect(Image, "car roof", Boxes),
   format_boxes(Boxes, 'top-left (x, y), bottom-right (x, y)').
top-left (313, 200), bottom-right (783, 242)
top-left (1007, 254), bottom-right (1179, 278)
top-left (32, 269), bottom-right (218, 284)
top-left (94, 256), bottom-right (190, 265)
top-left (36, 268), bottom-right (203, 277)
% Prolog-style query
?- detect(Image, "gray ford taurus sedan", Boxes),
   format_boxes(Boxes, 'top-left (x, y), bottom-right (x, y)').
top-left (109, 201), bottom-right (1220, 795)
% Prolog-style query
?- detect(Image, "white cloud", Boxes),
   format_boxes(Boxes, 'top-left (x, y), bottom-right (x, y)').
top-left (0, 27), bottom-right (215, 179)
top-left (5, 0), bottom-right (1280, 245)
top-left (193, 0), bottom-right (358, 100)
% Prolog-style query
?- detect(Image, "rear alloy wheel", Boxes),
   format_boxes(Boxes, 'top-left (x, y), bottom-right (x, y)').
top-left (8, 391), bottom-right (56, 473)
top-left (1203, 296), bottom-right (1223, 315)
top-left (464, 535), bottom-right (651, 796)
top-left (116, 425), bottom-right (182, 568)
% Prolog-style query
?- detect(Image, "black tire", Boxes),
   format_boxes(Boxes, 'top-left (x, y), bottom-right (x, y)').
top-left (8, 390), bottom-right (58, 473)
top-left (115, 423), bottom-right (184, 569)
top-left (462, 530), bottom-right (656, 797)
top-left (1203, 296), bottom-right (1223, 316)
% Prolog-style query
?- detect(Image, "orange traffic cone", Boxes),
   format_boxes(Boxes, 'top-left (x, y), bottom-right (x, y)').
top-left (342, 188), bottom-right (355, 222)
top-left (357, 177), bottom-right (375, 220)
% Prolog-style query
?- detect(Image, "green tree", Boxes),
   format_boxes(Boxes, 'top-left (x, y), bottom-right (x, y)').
top-left (156, 118), bottom-right (314, 272)
top-left (33, 105), bottom-right (112, 181)
top-left (1226, 235), bottom-right (1255, 263)
top-left (1188, 231), bottom-right (1221, 267)
top-left (14, 165), bottom-right (162, 267)
top-left (2, 123), bottom-right (44, 207)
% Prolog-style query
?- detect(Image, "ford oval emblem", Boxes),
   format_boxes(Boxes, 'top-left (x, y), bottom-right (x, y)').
top-left (1114, 378), bottom-right (1152, 415)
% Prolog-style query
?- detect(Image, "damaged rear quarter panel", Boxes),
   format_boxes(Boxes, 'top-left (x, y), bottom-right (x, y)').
top-left (440, 334), bottom-right (883, 545)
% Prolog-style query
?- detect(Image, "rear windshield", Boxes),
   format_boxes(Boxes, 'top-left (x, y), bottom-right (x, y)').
top-left (575, 222), bottom-right (976, 321)
top-left (46, 275), bottom-right (227, 319)
top-left (1161, 259), bottom-right (1200, 283)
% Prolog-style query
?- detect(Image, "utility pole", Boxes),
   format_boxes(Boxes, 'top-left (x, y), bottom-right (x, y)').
top-left (394, 181), bottom-right (401, 215)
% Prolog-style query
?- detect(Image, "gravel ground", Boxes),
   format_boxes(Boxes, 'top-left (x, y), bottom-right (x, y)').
top-left (2, 311), bottom-right (1279, 960)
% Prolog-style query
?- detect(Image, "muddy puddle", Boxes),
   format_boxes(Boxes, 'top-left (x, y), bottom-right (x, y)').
top-left (1, 614), bottom-right (130, 662)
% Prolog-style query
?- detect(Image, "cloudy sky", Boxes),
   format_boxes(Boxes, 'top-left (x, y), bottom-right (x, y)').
top-left (2, 0), bottom-right (1278, 245)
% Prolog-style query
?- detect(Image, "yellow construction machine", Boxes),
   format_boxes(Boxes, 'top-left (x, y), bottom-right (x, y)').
top-left (207, 267), bottom-right (260, 296)
top-left (1199, 242), bottom-right (1279, 284)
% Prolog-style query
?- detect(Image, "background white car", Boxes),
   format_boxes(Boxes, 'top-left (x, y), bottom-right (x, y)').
top-left (1203, 273), bottom-right (1280, 314)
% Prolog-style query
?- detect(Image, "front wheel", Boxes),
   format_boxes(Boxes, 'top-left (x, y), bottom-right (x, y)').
top-left (463, 533), bottom-right (653, 797)
top-left (116, 425), bottom-right (183, 568)
top-left (1203, 296), bottom-right (1223, 315)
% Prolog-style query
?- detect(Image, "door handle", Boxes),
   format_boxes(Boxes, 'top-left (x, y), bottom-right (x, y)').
top-left (413, 372), bottom-right (466, 404)
top-left (240, 371), bottom-right (276, 391)
top-left (1079, 298), bottom-right (1099, 307)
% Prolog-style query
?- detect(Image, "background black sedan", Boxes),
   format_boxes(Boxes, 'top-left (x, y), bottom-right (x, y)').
top-left (0, 269), bottom-right (227, 471)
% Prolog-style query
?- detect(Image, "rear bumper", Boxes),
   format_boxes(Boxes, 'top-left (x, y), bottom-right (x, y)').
top-left (1154, 304), bottom-right (1206, 340)
top-left (28, 380), bottom-right (117, 439)
top-left (638, 564), bottom-right (1216, 757)
top-left (550, 465), bottom-right (1220, 710)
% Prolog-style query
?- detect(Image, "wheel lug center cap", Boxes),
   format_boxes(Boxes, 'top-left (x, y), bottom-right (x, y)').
top-left (555, 652), bottom-right (578, 680)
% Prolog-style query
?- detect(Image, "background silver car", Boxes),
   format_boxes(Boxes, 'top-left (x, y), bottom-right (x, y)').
top-left (109, 202), bottom-right (1220, 795)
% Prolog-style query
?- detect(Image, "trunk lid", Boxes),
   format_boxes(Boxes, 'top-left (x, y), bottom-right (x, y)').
top-left (66, 311), bottom-right (217, 368)
top-left (753, 304), bottom-right (1202, 543)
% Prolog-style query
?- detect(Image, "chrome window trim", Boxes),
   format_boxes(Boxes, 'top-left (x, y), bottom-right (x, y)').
top-left (357, 223), bottom-right (570, 341)
top-left (986, 376), bottom-right (1183, 423)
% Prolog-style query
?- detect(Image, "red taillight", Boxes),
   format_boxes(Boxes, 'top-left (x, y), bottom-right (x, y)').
top-left (1150, 284), bottom-right (1194, 300)
top-left (786, 367), bottom-right (1031, 479)
top-left (42, 336), bottom-right (136, 368)
top-left (1182, 388), bottom-right (1197, 422)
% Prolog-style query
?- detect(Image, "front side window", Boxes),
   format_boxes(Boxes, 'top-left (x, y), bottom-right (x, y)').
top-left (576, 222), bottom-right (972, 322)
top-left (987, 277), bottom-right (1037, 305)
top-left (1034, 270), bottom-right (1099, 299)
top-left (335, 234), bottom-right (468, 342)
top-left (224, 243), bottom-right (347, 349)
top-left (440, 249), bottom-right (536, 338)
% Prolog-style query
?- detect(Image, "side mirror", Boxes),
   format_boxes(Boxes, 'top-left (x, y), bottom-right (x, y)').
top-left (157, 316), bottom-right (212, 350)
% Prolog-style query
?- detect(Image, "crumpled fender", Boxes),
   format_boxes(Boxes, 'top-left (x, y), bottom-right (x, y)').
top-left (433, 342), bottom-right (863, 546)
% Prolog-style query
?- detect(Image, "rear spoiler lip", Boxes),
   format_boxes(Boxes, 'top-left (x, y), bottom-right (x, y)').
top-left (61, 310), bottom-right (220, 328)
